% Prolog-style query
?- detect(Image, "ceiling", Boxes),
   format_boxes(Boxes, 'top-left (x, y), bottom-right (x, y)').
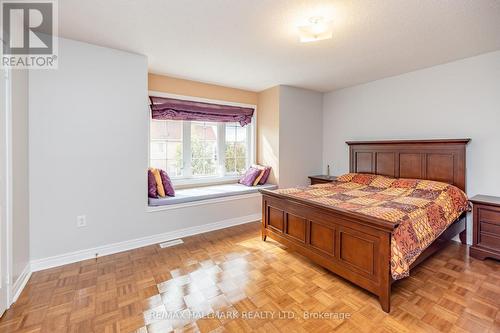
top-left (58, 0), bottom-right (500, 92)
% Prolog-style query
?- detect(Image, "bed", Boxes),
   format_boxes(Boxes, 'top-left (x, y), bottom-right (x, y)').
top-left (259, 139), bottom-right (470, 313)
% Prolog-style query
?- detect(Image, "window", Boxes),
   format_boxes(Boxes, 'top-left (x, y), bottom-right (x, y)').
top-left (150, 119), bottom-right (254, 184)
top-left (225, 122), bottom-right (247, 175)
top-left (150, 120), bottom-right (183, 177)
top-left (191, 122), bottom-right (218, 176)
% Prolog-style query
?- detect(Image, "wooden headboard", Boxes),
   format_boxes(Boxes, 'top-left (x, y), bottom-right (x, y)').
top-left (347, 139), bottom-right (470, 191)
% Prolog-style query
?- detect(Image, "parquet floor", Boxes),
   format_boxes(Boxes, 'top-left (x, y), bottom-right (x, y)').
top-left (1, 222), bottom-right (499, 333)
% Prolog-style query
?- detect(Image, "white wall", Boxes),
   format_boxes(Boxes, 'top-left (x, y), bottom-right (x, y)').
top-left (11, 69), bottom-right (30, 285)
top-left (29, 38), bottom-right (260, 262)
top-left (323, 50), bottom-right (500, 242)
top-left (279, 86), bottom-right (323, 188)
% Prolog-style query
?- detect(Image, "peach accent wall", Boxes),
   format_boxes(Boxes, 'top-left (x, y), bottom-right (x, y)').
top-left (257, 86), bottom-right (280, 184)
top-left (148, 73), bottom-right (258, 105)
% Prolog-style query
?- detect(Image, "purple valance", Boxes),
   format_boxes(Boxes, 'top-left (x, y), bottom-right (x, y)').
top-left (149, 96), bottom-right (255, 126)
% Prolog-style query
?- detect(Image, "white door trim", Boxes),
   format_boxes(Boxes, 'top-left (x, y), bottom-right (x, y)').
top-left (1, 67), bottom-right (13, 314)
top-left (5, 67), bottom-right (13, 307)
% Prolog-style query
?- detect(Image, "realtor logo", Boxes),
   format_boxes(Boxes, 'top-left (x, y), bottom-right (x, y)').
top-left (1, 0), bottom-right (58, 68)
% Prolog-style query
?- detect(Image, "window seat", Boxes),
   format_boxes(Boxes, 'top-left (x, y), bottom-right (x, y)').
top-left (148, 183), bottom-right (278, 207)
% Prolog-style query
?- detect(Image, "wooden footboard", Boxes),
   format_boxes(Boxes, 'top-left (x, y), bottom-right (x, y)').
top-left (261, 191), bottom-right (467, 313)
top-left (261, 192), bottom-right (395, 312)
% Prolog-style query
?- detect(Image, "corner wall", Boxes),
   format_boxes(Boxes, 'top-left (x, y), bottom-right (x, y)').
top-left (256, 85), bottom-right (324, 187)
top-left (257, 86), bottom-right (280, 184)
top-left (279, 86), bottom-right (323, 188)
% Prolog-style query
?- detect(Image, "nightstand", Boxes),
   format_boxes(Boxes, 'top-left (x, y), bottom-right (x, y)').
top-left (308, 175), bottom-right (337, 185)
top-left (469, 195), bottom-right (500, 261)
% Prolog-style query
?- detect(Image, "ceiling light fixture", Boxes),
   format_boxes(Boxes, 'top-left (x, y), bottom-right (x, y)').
top-left (298, 16), bottom-right (333, 43)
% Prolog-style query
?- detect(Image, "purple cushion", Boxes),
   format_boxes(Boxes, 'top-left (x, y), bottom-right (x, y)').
top-left (148, 170), bottom-right (158, 198)
top-left (258, 167), bottom-right (271, 185)
top-left (239, 167), bottom-right (261, 186)
top-left (160, 170), bottom-right (175, 197)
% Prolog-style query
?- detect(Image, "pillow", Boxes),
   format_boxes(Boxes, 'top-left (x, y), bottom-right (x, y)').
top-left (239, 167), bottom-right (261, 186)
top-left (258, 167), bottom-right (271, 185)
top-left (150, 168), bottom-right (166, 197)
top-left (251, 165), bottom-right (267, 186)
top-left (253, 170), bottom-right (265, 186)
top-left (337, 173), bottom-right (377, 185)
top-left (336, 173), bottom-right (357, 182)
top-left (337, 173), bottom-right (398, 188)
top-left (251, 164), bottom-right (272, 185)
top-left (160, 169), bottom-right (175, 197)
top-left (392, 178), bottom-right (418, 188)
top-left (370, 175), bottom-right (396, 188)
top-left (148, 170), bottom-right (158, 198)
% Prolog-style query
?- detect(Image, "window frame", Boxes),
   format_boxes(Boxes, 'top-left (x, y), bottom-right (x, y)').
top-left (223, 122), bottom-right (251, 176)
top-left (148, 91), bottom-right (257, 188)
top-left (150, 120), bottom-right (184, 177)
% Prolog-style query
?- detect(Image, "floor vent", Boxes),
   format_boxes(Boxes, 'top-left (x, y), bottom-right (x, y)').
top-left (159, 239), bottom-right (184, 248)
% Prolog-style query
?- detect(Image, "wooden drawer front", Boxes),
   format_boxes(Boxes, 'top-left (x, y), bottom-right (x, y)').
top-left (338, 227), bottom-right (376, 276)
top-left (285, 213), bottom-right (306, 243)
top-left (480, 221), bottom-right (500, 235)
top-left (478, 231), bottom-right (500, 250)
top-left (478, 207), bottom-right (500, 225)
top-left (309, 222), bottom-right (335, 256)
top-left (476, 206), bottom-right (500, 251)
top-left (267, 206), bottom-right (284, 233)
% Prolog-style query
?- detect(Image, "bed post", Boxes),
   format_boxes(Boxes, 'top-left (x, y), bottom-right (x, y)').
top-left (379, 283), bottom-right (391, 313)
top-left (459, 222), bottom-right (467, 244)
top-left (379, 231), bottom-right (392, 313)
top-left (261, 196), bottom-right (267, 241)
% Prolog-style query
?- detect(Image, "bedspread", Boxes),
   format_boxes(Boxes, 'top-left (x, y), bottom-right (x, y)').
top-left (275, 173), bottom-right (469, 280)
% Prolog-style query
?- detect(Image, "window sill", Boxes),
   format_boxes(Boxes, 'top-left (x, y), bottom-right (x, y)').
top-left (172, 175), bottom-right (241, 189)
top-left (146, 183), bottom-right (278, 212)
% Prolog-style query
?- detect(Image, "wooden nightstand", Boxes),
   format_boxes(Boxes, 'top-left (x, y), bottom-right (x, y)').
top-left (308, 175), bottom-right (337, 185)
top-left (469, 195), bottom-right (500, 261)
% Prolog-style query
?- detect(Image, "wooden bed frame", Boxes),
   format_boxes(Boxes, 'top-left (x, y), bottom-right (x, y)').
top-left (260, 139), bottom-right (470, 313)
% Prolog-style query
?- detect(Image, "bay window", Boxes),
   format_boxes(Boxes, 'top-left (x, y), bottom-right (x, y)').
top-left (149, 94), bottom-right (255, 185)
top-left (150, 119), bottom-right (254, 184)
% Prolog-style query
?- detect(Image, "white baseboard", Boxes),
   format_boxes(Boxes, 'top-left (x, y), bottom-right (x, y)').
top-left (11, 263), bottom-right (31, 305)
top-left (31, 213), bottom-right (261, 272)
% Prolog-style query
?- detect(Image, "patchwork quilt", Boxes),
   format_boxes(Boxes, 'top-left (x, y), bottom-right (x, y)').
top-left (275, 173), bottom-right (469, 280)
